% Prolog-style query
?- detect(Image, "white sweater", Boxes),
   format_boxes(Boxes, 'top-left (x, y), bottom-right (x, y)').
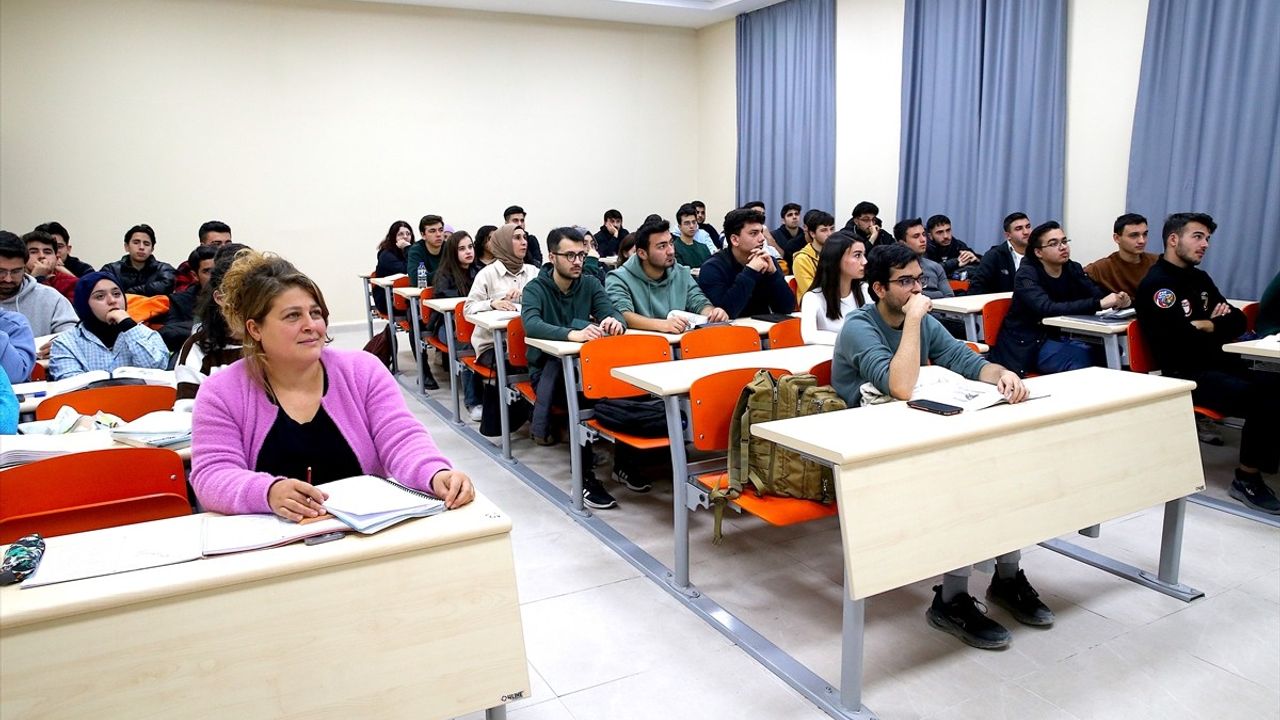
top-left (799, 285), bottom-right (871, 345)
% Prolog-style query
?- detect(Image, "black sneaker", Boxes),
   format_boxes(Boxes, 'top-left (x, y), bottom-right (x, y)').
top-left (613, 466), bottom-right (653, 493)
top-left (583, 480), bottom-right (618, 509)
top-left (1229, 471), bottom-right (1280, 515)
top-left (926, 585), bottom-right (1011, 650)
top-left (987, 570), bottom-right (1055, 626)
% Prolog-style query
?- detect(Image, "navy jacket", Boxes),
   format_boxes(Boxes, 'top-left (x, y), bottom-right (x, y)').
top-left (697, 248), bottom-right (796, 319)
top-left (989, 260), bottom-right (1107, 376)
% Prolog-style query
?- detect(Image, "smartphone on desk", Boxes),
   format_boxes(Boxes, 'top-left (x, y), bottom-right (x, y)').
top-left (906, 399), bottom-right (963, 416)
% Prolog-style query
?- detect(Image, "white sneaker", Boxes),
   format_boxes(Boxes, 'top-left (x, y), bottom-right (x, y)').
top-left (469, 405), bottom-right (484, 422)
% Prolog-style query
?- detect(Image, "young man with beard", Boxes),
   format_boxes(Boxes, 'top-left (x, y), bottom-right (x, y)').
top-left (698, 208), bottom-right (796, 319)
top-left (1085, 213), bottom-right (1158, 296)
top-left (968, 212), bottom-right (1032, 294)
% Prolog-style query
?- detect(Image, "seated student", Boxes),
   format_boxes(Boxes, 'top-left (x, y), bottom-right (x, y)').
top-left (503, 205), bottom-right (543, 267)
top-left (895, 218), bottom-right (953, 299)
top-left (372, 220), bottom-right (413, 314)
top-left (160, 245), bottom-right (218, 352)
top-left (0, 368), bottom-right (16, 434)
top-left (615, 233), bottom-right (638, 268)
top-left (174, 221), bottom-right (233, 293)
top-left (1259, 270), bottom-right (1280, 337)
top-left (799, 233), bottom-right (870, 344)
top-left (463, 223), bottom-right (539, 367)
top-left (102, 224), bottom-right (176, 296)
top-left (692, 200), bottom-right (723, 249)
top-left (697, 208), bottom-right (796, 319)
top-left (427, 230), bottom-right (482, 404)
top-left (990, 221), bottom-right (1129, 377)
top-left (968, 212), bottom-right (1031, 294)
top-left (0, 231), bottom-right (79, 341)
top-left (595, 209), bottom-right (629, 258)
top-left (925, 214), bottom-right (981, 279)
top-left (24, 230), bottom-right (77, 299)
top-left (177, 244), bottom-right (248, 400)
top-left (1137, 212), bottom-right (1280, 514)
top-left (521, 227), bottom-right (626, 507)
top-left (474, 224), bottom-right (497, 269)
top-left (48, 272), bottom-right (169, 381)
top-left (407, 214), bottom-right (445, 287)
top-left (673, 203), bottom-right (712, 268)
top-left (843, 200), bottom-right (895, 247)
top-left (791, 210), bottom-right (836, 298)
top-left (1084, 213), bottom-right (1158, 296)
top-left (605, 220), bottom-right (728, 332)
top-left (741, 201), bottom-right (787, 262)
top-left (0, 307), bottom-right (36, 383)
top-left (190, 250), bottom-right (474, 518)
top-left (833, 243), bottom-right (1046, 649)
top-left (773, 203), bottom-right (807, 267)
top-left (36, 221), bottom-right (94, 277)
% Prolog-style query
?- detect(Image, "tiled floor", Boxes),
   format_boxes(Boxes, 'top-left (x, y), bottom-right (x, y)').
top-left (345, 328), bottom-right (1279, 720)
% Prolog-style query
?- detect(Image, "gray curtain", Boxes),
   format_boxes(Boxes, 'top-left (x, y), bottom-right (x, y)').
top-left (1126, 0), bottom-right (1280, 300)
top-left (898, 0), bottom-right (1066, 251)
top-left (736, 0), bottom-right (836, 223)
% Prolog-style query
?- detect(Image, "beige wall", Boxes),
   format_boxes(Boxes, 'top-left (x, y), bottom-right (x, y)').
top-left (695, 18), bottom-right (738, 224)
top-left (0, 0), bottom-right (707, 324)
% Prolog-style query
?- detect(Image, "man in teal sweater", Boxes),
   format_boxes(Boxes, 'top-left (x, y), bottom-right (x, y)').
top-left (833, 243), bottom-right (1048, 652)
top-left (522, 227), bottom-right (626, 509)
top-left (605, 220), bottom-right (728, 332)
top-left (407, 214), bottom-right (446, 287)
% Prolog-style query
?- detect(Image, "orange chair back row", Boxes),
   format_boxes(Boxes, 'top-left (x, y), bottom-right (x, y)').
top-left (35, 385), bottom-right (178, 422)
top-left (982, 297), bottom-right (1012, 346)
top-left (767, 318), bottom-right (803, 349)
top-left (679, 325), bottom-right (760, 360)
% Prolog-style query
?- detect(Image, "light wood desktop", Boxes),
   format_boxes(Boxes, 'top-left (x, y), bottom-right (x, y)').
top-left (1223, 336), bottom-right (1280, 371)
top-left (1040, 314), bottom-right (1129, 368)
top-left (0, 492), bottom-right (529, 720)
top-left (929, 292), bottom-right (1011, 342)
top-left (466, 310), bottom-right (524, 461)
top-left (750, 367), bottom-right (1204, 717)
top-left (421, 296), bottom-right (467, 422)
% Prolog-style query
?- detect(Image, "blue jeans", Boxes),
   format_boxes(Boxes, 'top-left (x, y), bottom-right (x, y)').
top-left (1036, 338), bottom-right (1097, 374)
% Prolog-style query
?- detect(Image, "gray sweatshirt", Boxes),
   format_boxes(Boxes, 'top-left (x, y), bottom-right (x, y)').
top-left (0, 275), bottom-right (79, 336)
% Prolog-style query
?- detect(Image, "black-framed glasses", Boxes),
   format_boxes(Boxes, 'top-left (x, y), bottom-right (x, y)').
top-left (888, 274), bottom-right (926, 289)
top-left (553, 251), bottom-right (588, 262)
top-left (1042, 238), bottom-right (1072, 249)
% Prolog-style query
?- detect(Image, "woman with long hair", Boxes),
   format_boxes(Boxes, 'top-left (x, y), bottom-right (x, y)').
top-left (175, 243), bottom-right (250, 399)
top-left (474, 225), bottom-right (498, 268)
top-left (799, 233), bottom-right (871, 345)
top-left (430, 230), bottom-right (484, 419)
top-left (372, 220), bottom-right (413, 314)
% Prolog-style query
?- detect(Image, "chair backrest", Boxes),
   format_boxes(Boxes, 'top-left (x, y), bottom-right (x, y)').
top-left (689, 368), bottom-right (787, 451)
top-left (418, 286), bottom-right (437, 326)
top-left (454, 303), bottom-right (476, 344)
top-left (1126, 319), bottom-right (1158, 374)
top-left (580, 335), bottom-right (671, 400)
top-left (506, 316), bottom-right (529, 367)
top-left (1241, 302), bottom-right (1259, 332)
top-left (767, 318), bottom-right (803, 349)
top-left (0, 448), bottom-right (191, 544)
top-left (949, 279), bottom-right (971, 293)
top-left (36, 385), bottom-right (178, 421)
top-left (391, 276), bottom-right (412, 312)
top-left (29, 363), bottom-right (47, 382)
top-left (679, 324), bottom-right (761, 360)
top-left (981, 297), bottom-right (1012, 346)
top-left (809, 359), bottom-right (832, 386)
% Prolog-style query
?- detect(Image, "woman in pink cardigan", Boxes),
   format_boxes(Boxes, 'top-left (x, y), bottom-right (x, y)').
top-left (191, 250), bottom-right (473, 521)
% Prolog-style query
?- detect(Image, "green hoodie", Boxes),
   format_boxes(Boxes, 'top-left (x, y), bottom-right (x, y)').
top-left (604, 254), bottom-right (711, 318)
top-left (520, 265), bottom-right (625, 367)
top-left (406, 241), bottom-right (442, 287)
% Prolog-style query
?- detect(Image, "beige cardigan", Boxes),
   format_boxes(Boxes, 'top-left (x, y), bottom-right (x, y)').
top-left (463, 262), bottom-right (539, 357)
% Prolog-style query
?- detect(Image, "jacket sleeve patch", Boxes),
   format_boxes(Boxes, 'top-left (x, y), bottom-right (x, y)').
top-left (1153, 288), bottom-right (1176, 309)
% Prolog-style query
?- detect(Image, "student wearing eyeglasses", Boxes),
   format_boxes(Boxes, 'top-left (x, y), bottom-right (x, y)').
top-left (832, 243), bottom-right (1042, 651)
top-left (989, 221), bottom-right (1130, 377)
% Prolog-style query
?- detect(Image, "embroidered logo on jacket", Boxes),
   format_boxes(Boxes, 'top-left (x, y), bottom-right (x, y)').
top-left (1153, 288), bottom-right (1176, 309)
top-left (1181, 299), bottom-right (1193, 316)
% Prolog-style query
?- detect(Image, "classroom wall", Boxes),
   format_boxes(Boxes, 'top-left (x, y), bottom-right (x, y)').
top-left (695, 19), bottom-right (738, 225)
top-left (0, 0), bottom-right (706, 324)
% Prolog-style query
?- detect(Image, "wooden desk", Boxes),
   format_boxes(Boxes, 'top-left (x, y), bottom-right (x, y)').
top-left (929, 292), bottom-right (1011, 341)
top-left (1041, 315), bottom-right (1130, 368)
top-left (750, 367), bottom-right (1204, 717)
top-left (393, 286), bottom-right (429, 391)
top-left (422, 296), bottom-right (467, 423)
top-left (369, 276), bottom-right (403, 372)
top-left (0, 493), bottom-right (528, 720)
top-left (611, 344), bottom-right (834, 589)
top-left (1223, 336), bottom-right (1280, 372)
top-left (467, 311), bottom-right (522, 461)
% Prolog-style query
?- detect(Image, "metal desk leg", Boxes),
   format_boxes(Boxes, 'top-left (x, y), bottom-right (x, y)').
top-left (493, 329), bottom-right (514, 462)
top-left (485, 705), bottom-right (507, 720)
top-left (666, 394), bottom-right (695, 593)
top-left (840, 595), bottom-right (870, 716)
top-left (1157, 497), bottom-right (1187, 585)
top-left (361, 277), bottom-right (374, 340)
top-left (409, 301), bottom-right (424, 390)
top-left (962, 315), bottom-right (978, 342)
top-left (1102, 335), bottom-right (1122, 370)
top-left (562, 355), bottom-right (587, 515)
top-left (385, 286), bottom-right (399, 373)
top-left (442, 314), bottom-right (463, 424)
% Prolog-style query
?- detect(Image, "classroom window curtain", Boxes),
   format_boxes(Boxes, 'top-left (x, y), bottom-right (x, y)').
top-left (1125, 0), bottom-right (1279, 300)
top-left (897, 0), bottom-right (1066, 250)
top-left (736, 0), bottom-right (836, 221)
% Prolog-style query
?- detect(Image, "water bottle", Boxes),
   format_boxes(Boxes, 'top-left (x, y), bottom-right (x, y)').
top-left (417, 261), bottom-right (427, 288)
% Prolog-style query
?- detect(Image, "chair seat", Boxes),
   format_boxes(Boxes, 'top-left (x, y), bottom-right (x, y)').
top-left (461, 357), bottom-right (498, 380)
top-left (694, 472), bottom-right (839, 526)
top-left (514, 380), bottom-right (537, 404)
top-left (584, 418), bottom-right (671, 450)
top-left (1194, 406), bottom-right (1225, 422)
top-left (426, 337), bottom-right (449, 354)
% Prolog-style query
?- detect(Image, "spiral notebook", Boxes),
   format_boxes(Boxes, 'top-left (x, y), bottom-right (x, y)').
top-left (319, 475), bottom-right (447, 533)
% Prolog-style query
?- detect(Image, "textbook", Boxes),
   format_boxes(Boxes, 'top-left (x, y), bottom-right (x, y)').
top-left (0, 430), bottom-right (115, 468)
top-left (111, 411), bottom-right (192, 448)
top-left (201, 514), bottom-right (352, 555)
top-left (320, 474), bottom-right (447, 533)
top-left (11, 367), bottom-right (176, 402)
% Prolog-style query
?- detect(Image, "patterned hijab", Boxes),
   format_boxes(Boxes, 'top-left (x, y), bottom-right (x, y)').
top-left (489, 223), bottom-right (527, 275)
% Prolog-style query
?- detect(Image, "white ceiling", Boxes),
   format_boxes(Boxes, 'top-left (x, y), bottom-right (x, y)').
top-left (352, 0), bottom-right (786, 29)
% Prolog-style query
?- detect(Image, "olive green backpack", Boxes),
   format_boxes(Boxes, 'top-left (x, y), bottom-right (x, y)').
top-left (713, 369), bottom-right (846, 543)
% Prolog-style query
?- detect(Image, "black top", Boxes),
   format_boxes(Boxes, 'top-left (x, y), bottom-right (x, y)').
top-left (699, 222), bottom-right (723, 250)
top-left (990, 260), bottom-right (1107, 375)
top-left (254, 369), bottom-right (363, 484)
top-left (773, 225), bottom-right (806, 268)
top-left (1135, 257), bottom-right (1246, 376)
top-left (967, 242), bottom-right (1018, 294)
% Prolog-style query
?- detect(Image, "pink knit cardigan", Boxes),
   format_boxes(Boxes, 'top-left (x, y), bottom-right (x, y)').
top-left (190, 347), bottom-right (452, 514)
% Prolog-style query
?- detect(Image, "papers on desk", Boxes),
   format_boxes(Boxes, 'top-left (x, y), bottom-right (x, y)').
top-left (860, 366), bottom-right (1045, 413)
top-left (24, 515), bottom-right (206, 588)
top-left (111, 411), bottom-right (192, 448)
top-left (1062, 307), bottom-right (1135, 326)
top-left (201, 514), bottom-right (351, 555)
top-left (11, 368), bottom-right (176, 403)
top-left (322, 475), bottom-right (446, 533)
top-left (1256, 333), bottom-right (1280, 349)
top-left (0, 430), bottom-right (114, 468)
top-left (668, 310), bottom-right (708, 329)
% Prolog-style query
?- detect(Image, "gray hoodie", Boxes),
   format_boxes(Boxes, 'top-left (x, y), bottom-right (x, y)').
top-left (0, 275), bottom-right (79, 336)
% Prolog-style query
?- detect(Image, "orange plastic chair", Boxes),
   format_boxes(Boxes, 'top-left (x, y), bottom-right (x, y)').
top-left (982, 297), bottom-right (1012, 346)
top-left (457, 304), bottom-right (497, 381)
top-left (688, 368), bottom-right (838, 527)
top-left (949, 279), bottom-right (971, 293)
top-left (787, 276), bottom-right (798, 295)
top-left (679, 324), bottom-right (761, 360)
top-left (1126, 320), bottom-right (1225, 422)
top-left (580, 334), bottom-right (673, 450)
top-left (0, 448), bottom-right (191, 543)
top-left (36, 385), bottom-right (178, 422)
top-left (767, 318), bottom-right (803, 349)
top-left (1241, 302), bottom-right (1259, 333)
top-left (809, 359), bottom-right (832, 386)
top-left (29, 363), bottom-right (47, 382)
top-left (506, 316), bottom-right (538, 406)
top-left (418, 288), bottom-right (451, 357)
